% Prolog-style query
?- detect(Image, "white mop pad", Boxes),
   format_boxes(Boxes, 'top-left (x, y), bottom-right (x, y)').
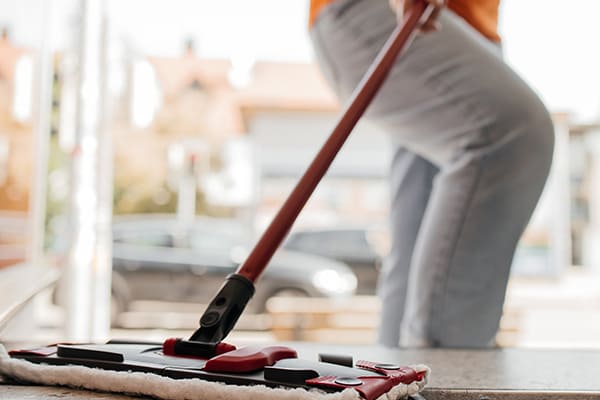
top-left (0, 344), bottom-right (429, 400)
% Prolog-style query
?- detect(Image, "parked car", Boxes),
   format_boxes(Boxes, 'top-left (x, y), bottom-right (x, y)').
top-left (106, 216), bottom-right (357, 321)
top-left (283, 227), bottom-right (388, 294)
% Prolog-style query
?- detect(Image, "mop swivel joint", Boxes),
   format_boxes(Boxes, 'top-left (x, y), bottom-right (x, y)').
top-left (163, 273), bottom-right (255, 358)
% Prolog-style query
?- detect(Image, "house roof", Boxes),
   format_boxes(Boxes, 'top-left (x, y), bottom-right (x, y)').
top-left (146, 51), bottom-right (340, 134)
top-left (236, 61), bottom-right (339, 115)
top-left (148, 50), bottom-right (232, 99)
top-left (148, 50), bottom-right (339, 113)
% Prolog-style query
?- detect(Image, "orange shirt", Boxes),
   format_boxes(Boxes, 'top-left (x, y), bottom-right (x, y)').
top-left (309, 0), bottom-right (500, 42)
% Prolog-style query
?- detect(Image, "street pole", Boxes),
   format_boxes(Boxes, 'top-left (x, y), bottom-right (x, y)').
top-left (28, 0), bottom-right (54, 267)
top-left (64, 0), bottom-right (112, 341)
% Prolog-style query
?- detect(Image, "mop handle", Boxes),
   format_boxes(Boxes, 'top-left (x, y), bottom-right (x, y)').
top-left (237, 0), bottom-right (434, 282)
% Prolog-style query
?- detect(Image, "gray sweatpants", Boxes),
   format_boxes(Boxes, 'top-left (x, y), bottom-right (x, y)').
top-left (310, 0), bottom-right (554, 348)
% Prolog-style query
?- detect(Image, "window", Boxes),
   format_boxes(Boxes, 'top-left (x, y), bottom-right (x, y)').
top-left (188, 230), bottom-right (239, 254)
top-left (114, 230), bottom-right (172, 247)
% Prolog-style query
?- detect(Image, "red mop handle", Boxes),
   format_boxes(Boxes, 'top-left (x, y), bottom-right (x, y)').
top-left (237, 0), bottom-right (434, 282)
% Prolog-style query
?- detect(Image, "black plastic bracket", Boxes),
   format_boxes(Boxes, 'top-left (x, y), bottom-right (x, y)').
top-left (188, 273), bottom-right (255, 345)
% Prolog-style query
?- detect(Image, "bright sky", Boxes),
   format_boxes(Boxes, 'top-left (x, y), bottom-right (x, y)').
top-left (3, 0), bottom-right (600, 122)
top-left (107, 0), bottom-right (312, 61)
top-left (500, 0), bottom-right (600, 122)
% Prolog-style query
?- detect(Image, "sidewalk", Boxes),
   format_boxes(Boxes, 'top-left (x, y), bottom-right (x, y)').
top-left (502, 267), bottom-right (600, 348)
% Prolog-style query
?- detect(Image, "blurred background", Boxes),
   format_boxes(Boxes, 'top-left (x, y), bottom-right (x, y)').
top-left (1, 0), bottom-right (600, 349)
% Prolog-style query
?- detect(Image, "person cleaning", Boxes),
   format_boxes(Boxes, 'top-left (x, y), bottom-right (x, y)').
top-left (309, 0), bottom-right (554, 348)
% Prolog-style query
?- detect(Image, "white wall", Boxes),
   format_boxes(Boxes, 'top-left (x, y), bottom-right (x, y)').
top-left (248, 111), bottom-right (391, 177)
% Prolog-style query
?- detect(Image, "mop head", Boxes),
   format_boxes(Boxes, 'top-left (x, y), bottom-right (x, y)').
top-left (0, 344), bottom-right (429, 400)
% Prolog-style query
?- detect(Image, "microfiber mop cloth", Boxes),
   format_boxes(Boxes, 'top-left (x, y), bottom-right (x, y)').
top-left (0, 344), bottom-right (429, 400)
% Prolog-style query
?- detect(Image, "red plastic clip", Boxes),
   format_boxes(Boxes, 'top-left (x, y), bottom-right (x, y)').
top-left (204, 345), bottom-right (298, 373)
top-left (305, 362), bottom-right (422, 400)
top-left (8, 346), bottom-right (58, 357)
top-left (356, 360), bottom-right (420, 383)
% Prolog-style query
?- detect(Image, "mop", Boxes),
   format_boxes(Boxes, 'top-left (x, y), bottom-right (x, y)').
top-left (0, 2), bottom-right (434, 399)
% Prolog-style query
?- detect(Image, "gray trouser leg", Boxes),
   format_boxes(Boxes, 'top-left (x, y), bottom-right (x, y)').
top-left (377, 148), bottom-right (438, 347)
top-left (311, 0), bottom-right (554, 347)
